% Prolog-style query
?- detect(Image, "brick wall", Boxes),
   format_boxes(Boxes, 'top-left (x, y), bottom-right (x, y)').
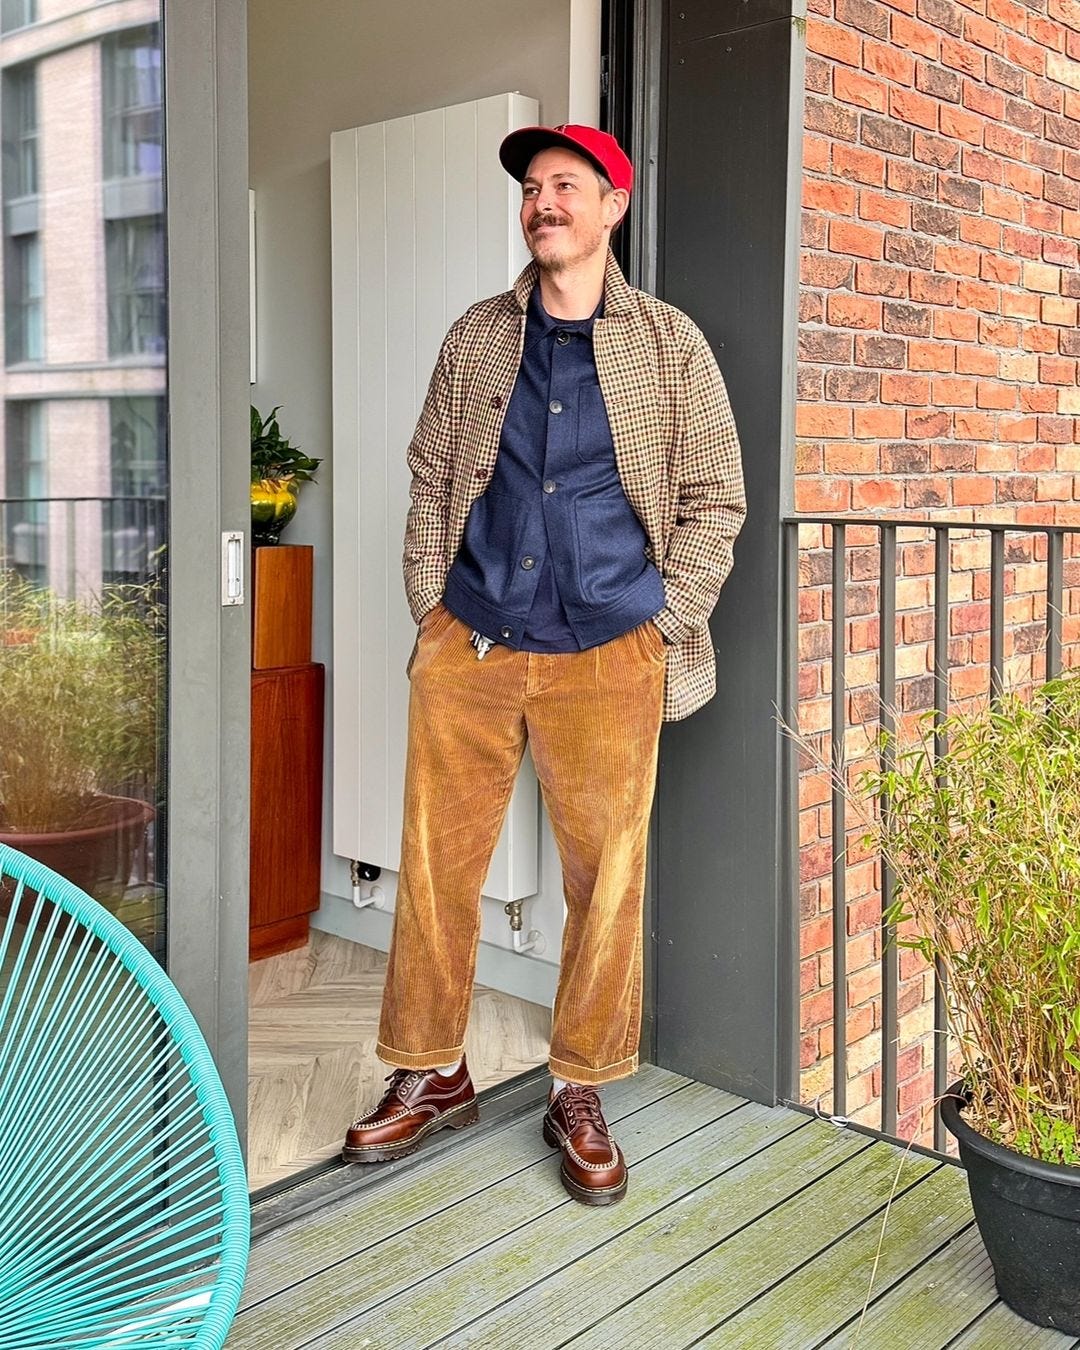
top-left (794, 0), bottom-right (1080, 1142)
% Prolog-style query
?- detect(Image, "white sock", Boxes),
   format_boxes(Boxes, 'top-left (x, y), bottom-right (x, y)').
top-left (552, 1076), bottom-right (589, 1096)
top-left (434, 1059), bottom-right (462, 1077)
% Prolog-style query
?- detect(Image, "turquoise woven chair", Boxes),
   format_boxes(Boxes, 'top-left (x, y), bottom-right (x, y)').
top-left (0, 842), bottom-right (249, 1348)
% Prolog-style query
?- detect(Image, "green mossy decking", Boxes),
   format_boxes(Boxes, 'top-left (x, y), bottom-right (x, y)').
top-left (229, 1065), bottom-right (1080, 1349)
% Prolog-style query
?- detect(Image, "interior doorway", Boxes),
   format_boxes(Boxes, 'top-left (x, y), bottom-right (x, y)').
top-left (244, 0), bottom-right (603, 1194)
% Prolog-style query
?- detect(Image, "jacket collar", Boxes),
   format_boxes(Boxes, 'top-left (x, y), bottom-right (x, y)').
top-left (511, 248), bottom-right (633, 317)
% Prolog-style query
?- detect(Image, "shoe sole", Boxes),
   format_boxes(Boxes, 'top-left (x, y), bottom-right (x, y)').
top-left (542, 1117), bottom-right (628, 1206)
top-left (342, 1097), bottom-right (480, 1164)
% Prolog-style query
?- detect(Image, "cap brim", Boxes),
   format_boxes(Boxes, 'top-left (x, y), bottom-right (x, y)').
top-left (499, 127), bottom-right (610, 185)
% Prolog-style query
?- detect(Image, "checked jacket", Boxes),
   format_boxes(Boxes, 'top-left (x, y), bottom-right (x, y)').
top-left (403, 249), bottom-right (746, 722)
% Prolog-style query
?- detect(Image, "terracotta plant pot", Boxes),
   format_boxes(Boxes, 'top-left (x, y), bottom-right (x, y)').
top-left (0, 794), bottom-right (155, 899)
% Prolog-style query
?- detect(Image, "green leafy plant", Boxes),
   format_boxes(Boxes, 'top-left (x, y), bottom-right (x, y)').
top-left (0, 569), bottom-right (164, 833)
top-left (836, 676), bottom-right (1080, 1167)
top-left (250, 404), bottom-right (321, 487)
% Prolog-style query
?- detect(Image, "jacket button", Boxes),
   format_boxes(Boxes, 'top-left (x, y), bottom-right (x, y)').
top-left (500, 625), bottom-right (513, 639)
top-left (556, 331), bottom-right (570, 345)
top-left (548, 399), bottom-right (563, 415)
top-left (490, 396), bottom-right (503, 409)
top-left (543, 479), bottom-right (557, 494)
top-left (475, 467), bottom-right (490, 479)
top-left (521, 556), bottom-right (535, 569)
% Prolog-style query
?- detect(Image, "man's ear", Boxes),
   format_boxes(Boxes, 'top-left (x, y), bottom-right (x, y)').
top-left (606, 188), bottom-right (630, 229)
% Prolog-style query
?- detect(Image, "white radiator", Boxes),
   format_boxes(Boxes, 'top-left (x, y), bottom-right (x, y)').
top-left (330, 91), bottom-right (542, 902)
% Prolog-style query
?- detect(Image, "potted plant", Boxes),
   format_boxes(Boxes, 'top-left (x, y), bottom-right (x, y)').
top-left (0, 569), bottom-right (164, 897)
top-left (250, 404), bottom-right (321, 545)
top-left (834, 676), bottom-right (1080, 1334)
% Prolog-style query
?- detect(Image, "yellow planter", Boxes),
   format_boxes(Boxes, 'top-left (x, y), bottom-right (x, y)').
top-left (251, 478), bottom-right (299, 545)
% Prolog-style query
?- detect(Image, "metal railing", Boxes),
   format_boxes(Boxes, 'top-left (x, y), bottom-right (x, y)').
top-left (0, 495), bottom-right (165, 594)
top-left (781, 515), bottom-right (1080, 1154)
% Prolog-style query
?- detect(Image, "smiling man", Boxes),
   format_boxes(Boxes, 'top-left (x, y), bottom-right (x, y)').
top-left (343, 125), bottom-right (746, 1206)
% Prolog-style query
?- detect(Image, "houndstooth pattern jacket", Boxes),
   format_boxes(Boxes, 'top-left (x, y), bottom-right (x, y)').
top-left (403, 249), bottom-right (746, 722)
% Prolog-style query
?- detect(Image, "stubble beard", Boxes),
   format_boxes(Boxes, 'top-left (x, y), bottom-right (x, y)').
top-left (527, 215), bottom-right (607, 275)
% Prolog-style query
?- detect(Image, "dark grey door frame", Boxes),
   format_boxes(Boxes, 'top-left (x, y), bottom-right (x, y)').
top-left (612, 0), bottom-right (804, 1106)
top-left (163, 0), bottom-right (251, 1137)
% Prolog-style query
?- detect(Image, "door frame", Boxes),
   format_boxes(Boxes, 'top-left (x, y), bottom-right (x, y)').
top-left (163, 0), bottom-right (251, 1137)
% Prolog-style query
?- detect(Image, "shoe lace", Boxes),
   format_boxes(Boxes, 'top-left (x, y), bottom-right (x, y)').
top-left (381, 1068), bottom-right (421, 1105)
top-left (559, 1083), bottom-right (606, 1130)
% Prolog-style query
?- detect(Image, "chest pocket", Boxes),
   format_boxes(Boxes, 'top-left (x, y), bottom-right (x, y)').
top-left (575, 381), bottom-right (616, 465)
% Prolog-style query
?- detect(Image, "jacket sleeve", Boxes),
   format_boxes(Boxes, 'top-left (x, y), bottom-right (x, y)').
top-left (652, 335), bottom-right (747, 644)
top-left (402, 324), bottom-right (458, 626)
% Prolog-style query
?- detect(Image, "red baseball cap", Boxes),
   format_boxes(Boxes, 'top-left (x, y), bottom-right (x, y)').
top-left (499, 124), bottom-right (634, 195)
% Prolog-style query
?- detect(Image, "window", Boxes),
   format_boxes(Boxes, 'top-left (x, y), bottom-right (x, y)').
top-left (2, 65), bottom-right (37, 201)
top-left (105, 218), bottom-right (165, 357)
top-left (4, 233), bottom-right (43, 363)
top-left (4, 401), bottom-right (45, 583)
top-left (0, 0), bottom-right (35, 33)
top-left (102, 28), bottom-right (162, 181)
top-left (107, 397), bottom-right (165, 582)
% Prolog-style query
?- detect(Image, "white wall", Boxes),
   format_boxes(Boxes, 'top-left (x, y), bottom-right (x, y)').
top-left (248, 1), bottom-right (598, 1001)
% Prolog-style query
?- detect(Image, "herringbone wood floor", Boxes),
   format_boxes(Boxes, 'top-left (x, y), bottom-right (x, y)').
top-left (247, 929), bottom-right (552, 1191)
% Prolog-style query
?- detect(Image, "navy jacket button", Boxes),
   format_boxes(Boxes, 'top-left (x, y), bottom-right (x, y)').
top-left (548, 400), bottom-right (563, 414)
top-left (500, 625), bottom-right (513, 639)
top-left (543, 479), bottom-right (557, 494)
top-left (521, 557), bottom-right (535, 569)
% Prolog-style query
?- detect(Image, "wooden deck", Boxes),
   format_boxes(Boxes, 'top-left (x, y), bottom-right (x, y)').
top-left (228, 1064), bottom-right (1080, 1349)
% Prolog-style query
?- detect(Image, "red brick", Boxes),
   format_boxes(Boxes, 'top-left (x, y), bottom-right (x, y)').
top-left (802, 253), bottom-right (855, 287)
top-left (977, 380), bottom-right (1019, 408)
top-left (833, 142), bottom-right (887, 185)
top-left (979, 315), bottom-right (1021, 345)
top-left (979, 253), bottom-right (1021, 284)
top-left (933, 308), bottom-right (979, 339)
top-left (1002, 160), bottom-right (1043, 196)
top-left (956, 278), bottom-right (1000, 310)
top-left (827, 292), bottom-right (884, 327)
top-left (836, 67), bottom-right (889, 113)
top-left (863, 40), bottom-right (917, 83)
top-left (953, 474), bottom-right (996, 503)
top-left (960, 215), bottom-right (1002, 247)
top-left (859, 189), bottom-right (912, 227)
top-left (796, 405), bottom-right (855, 437)
top-left (855, 333), bottom-right (908, 365)
top-left (825, 368), bottom-right (882, 400)
top-left (882, 372), bottom-right (932, 402)
top-left (829, 219), bottom-right (885, 257)
top-left (1023, 323), bottom-right (1059, 351)
top-left (962, 147), bottom-right (1004, 183)
top-left (824, 441), bottom-right (881, 472)
top-left (853, 478), bottom-right (906, 508)
top-left (1000, 414), bottom-right (1039, 440)
top-left (933, 376), bottom-right (978, 403)
top-left (855, 261), bottom-right (909, 295)
top-left (955, 409), bottom-right (998, 437)
top-left (910, 271), bottom-right (957, 303)
top-left (941, 36), bottom-right (985, 79)
top-left (855, 406), bottom-right (907, 436)
top-left (907, 408), bottom-right (952, 436)
top-left (891, 13), bottom-right (941, 59)
top-left (983, 186), bottom-right (1025, 222)
top-left (796, 478), bottom-right (853, 512)
top-left (804, 179), bottom-right (859, 214)
top-left (909, 339), bottom-right (957, 369)
top-left (934, 241), bottom-right (981, 274)
top-left (890, 86), bottom-right (941, 128)
top-left (964, 81), bottom-right (1006, 119)
top-left (807, 18), bottom-right (864, 66)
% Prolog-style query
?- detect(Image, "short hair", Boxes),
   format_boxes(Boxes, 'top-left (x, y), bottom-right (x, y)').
top-left (596, 169), bottom-right (626, 233)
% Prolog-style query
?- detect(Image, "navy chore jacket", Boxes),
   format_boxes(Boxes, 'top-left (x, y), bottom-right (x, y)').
top-left (442, 283), bottom-right (665, 652)
top-left (403, 251), bottom-right (746, 722)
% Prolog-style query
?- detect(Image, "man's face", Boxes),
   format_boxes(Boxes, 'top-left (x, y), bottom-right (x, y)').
top-left (519, 147), bottom-right (627, 274)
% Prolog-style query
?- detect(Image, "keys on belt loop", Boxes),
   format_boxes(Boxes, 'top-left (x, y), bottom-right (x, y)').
top-left (470, 630), bottom-right (495, 660)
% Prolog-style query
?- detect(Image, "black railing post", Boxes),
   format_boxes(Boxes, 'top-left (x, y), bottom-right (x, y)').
top-left (878, 524), bottom-right (897, 1139)
top-left (830, 523), bottom-right (847, 1118)
top-left (990, 528), bottom-right (1005, 703)
top-left (1047, 529), bottom-right (1063, 681)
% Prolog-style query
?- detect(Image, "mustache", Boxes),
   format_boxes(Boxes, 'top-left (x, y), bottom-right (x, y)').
top-left (529, 212), bottom-right (571, 232)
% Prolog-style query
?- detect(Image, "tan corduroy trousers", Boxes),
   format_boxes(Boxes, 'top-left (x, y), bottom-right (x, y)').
top-left (376, 603), bottom-right (667, 1086)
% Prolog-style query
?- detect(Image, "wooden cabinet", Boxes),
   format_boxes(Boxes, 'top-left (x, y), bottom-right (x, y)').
top-left (250, 546), bottom-right (324, 960)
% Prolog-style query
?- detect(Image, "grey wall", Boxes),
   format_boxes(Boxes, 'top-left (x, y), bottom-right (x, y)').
top-left (247, 0), bottom-right (574, 934)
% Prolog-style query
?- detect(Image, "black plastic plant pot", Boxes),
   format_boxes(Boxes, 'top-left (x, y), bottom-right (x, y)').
top-left (940, 1081), bottom-right (1080, 1335)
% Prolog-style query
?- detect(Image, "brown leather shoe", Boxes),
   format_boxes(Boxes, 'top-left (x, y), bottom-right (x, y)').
top-left (542, 1083), bottom-right (628, 1206)
top-left (342, 1059), bottom-right (478, 1163)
